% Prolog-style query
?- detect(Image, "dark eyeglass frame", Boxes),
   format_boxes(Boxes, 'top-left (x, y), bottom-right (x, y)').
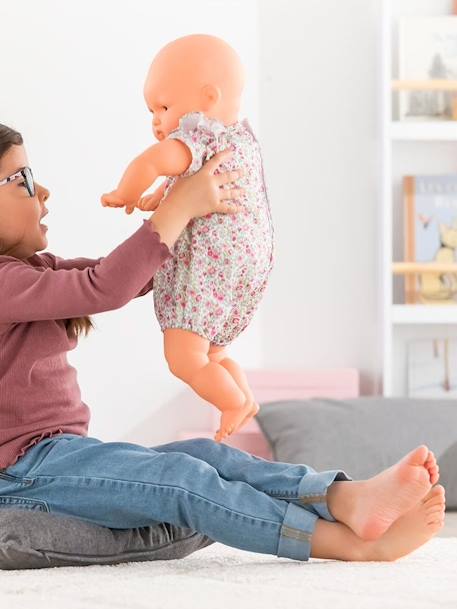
top-left (0, 166), bottom-right (35, 197)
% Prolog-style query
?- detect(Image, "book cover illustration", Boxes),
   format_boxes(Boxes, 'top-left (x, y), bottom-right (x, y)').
top-left (404, 175), bottom-right (457, 304)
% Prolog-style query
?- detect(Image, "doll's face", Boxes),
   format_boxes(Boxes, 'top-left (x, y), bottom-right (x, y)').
top-left (143, 60), bottom-right (203, 141)
top-left (144, 85), bottom-right (186, 141)
top-left (143, 35), bottom-right (244, 140)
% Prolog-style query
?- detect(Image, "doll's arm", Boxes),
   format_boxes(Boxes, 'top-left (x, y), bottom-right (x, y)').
top-left (101, 139), bottom-right (192, 207)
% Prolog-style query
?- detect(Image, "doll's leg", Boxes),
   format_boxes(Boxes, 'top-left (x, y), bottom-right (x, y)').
top-left (164, 328), bottom-right (253, 442)
top-left (208, 344), bottom-right (259, 433)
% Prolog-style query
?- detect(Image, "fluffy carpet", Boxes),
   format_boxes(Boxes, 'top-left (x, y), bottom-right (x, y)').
top-left (0, 537), bottom-right (456, 609)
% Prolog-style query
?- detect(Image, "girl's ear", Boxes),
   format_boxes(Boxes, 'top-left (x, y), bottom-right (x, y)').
top-left (200, 84), bottom-right (222, 111)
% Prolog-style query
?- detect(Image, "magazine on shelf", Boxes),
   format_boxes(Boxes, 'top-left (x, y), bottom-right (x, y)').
top-left (398, 16), bottom-right (457, 121)
top-left (404, 174), bottom-right (457, 305)
top-left (407, 337), bottom-right (457, 397)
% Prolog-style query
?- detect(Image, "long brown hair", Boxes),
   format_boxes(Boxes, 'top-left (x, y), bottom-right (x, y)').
top-left (0, 123), bottom-right (94, 339)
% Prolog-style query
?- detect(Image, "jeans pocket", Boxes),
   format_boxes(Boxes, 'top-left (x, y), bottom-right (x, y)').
top-left (0, 495), bottom-right (50, 512)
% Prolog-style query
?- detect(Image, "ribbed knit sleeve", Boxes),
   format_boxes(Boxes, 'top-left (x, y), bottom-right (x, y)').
top-left (0, 219), bottom-right (171, 323)
top-left (38, 254), bottom-right (155, 297)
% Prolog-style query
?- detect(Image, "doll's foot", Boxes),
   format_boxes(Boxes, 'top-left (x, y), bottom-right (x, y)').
top-left (327, 445), bottom-right (438, 540)
top-left (214, 399), bottom-right (257, 443)
top-left (365, 485), bottom-right (445, 561)
top-left (235, 399), bottom-right (260, 433)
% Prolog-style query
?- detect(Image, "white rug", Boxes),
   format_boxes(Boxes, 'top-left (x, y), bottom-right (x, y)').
top-left (0, 537), bottom-right (456, 609)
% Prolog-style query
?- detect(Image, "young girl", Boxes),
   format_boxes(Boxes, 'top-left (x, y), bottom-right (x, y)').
top-left (0, 123), bottom-right (445, 563)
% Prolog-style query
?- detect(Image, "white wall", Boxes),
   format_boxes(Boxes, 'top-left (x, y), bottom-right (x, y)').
top-left (0, 0), bottom-right (382, 444)
top-left (258, 0), bottom-right (381, 395)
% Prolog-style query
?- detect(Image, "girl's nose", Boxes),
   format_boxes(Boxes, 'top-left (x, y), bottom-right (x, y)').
top-left (153, 117), bottom-right (160, 126)
top-left (36, 182), bottom-right (50, 202)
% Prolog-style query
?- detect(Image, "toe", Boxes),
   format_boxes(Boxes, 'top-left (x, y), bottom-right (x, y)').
top-left (422, 485), bottom-right (445, 503)
top-left (408, 444), bottom-right (429, 465)
top-left (425, 450), bottom-right (436, 466)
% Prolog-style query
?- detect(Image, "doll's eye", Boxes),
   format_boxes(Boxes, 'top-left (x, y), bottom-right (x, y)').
top-left (162, 106), bottom-right (168, 111)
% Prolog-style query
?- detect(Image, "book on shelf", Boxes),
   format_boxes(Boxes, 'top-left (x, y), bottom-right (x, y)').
top-left (398, 16), bottom-right (457, 121)
top-left (407, 337), bottom-right (457, 397)
top-left (404, 175), bottom-right (457, 305)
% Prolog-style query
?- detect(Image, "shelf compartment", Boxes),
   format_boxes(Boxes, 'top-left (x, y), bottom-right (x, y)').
top-left (390, 122), bottom-right (457, 141)
top-left (392, 304), bottom-right (457, 324)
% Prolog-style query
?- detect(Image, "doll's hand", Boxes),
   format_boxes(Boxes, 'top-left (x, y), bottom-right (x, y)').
top-left (101, 191), bottom-right (138, 215)
top-left (101, 190), bottom-right (129, 208)
top-left (137, 181), bottom-right (168, 212)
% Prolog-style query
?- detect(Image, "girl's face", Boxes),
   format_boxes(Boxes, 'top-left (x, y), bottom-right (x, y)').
top-left (0, 144), bottom-right (50, 260)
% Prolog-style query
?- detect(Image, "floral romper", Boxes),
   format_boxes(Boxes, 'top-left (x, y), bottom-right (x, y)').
top-left (153, 111), bottom-right (274, 346)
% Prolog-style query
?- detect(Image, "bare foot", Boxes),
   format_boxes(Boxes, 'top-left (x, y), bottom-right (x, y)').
top-left (366, 485), bottom-right (446, 561)
top-left (327, 445), bottom-right (438, 540)
top-left (310, 485), bottom-right (445, 562)
top-left (215, 397), bottom-right (259, 442)
top-left (214, 399), bottom-right (254, 442)
top-left (232, 398), bottom-right (260, 434)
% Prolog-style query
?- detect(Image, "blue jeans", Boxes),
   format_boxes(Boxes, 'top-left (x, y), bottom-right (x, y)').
top-left (0, 434), bottom-right (352, 561)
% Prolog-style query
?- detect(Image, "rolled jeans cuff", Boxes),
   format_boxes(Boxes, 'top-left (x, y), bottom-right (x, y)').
top-left (295, 469), bottom-right (353, 521)
top-left (277, 501), bottom-right (318, 561)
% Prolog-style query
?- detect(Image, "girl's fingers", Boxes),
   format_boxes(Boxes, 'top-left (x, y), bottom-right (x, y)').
top-left (216, 168), bottom-right (245, 186)
top-left (205, 149), bottom-right (233, 175)
top-left (220, 202), bottom-right (242, 214)
top-left (219, 186), bottom-right (245, 201)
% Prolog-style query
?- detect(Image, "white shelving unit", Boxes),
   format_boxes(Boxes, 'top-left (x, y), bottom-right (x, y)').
top-left (380, 0), bottom-right (457, 396)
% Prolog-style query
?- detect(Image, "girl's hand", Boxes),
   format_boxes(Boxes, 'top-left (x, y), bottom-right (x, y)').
top-left (164, 149), bottom-right (245, 221)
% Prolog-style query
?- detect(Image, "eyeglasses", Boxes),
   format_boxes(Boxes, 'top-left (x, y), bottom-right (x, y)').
top-left (0, 166), bottom-right (35, 197)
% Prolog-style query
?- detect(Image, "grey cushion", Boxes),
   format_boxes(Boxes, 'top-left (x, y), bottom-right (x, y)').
top-left (0, 437), bottom-right (216, 570)
top-left (256, 397), bottom-right (457, 509)
top-left (0, 509), bottom-right (214, 570)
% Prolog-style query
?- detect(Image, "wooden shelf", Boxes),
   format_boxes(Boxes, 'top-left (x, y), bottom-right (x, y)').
top-left (392, 79), bottom-right (457, 91)
top-left (393, 262), bottom-right (457, 274)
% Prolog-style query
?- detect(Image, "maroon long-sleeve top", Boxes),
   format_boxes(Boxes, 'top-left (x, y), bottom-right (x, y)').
top-left (0, 219), bottom-right (171, 469)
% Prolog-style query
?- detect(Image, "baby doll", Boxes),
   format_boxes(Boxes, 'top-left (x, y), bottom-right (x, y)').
top-left (101, 34), bottom-right (274, 443)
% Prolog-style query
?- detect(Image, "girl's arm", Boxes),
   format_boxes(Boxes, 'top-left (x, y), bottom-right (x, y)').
top-left (38, 253), bottom-right (154, 297)
top-left (0, 219), bottom-right (172, 324)
top-left (0, 148), bottom-right (241, 324)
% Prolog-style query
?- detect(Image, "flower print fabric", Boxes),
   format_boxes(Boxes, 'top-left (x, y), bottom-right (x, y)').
top-left (153, 111), bottom-right (274, 346)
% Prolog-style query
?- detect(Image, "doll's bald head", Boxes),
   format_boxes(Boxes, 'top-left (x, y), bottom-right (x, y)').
top-left (144, 34), bottom-right (245, 136)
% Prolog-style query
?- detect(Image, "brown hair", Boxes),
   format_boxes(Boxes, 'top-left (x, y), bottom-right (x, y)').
top-left (0, 123), bottom-right (94, 339)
